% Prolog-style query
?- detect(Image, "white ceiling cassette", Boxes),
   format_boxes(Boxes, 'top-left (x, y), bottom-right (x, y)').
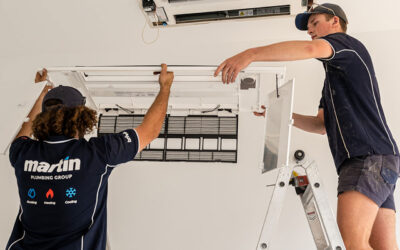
top-left (1, 65), bottom-right (286, 162)
top-left (46, 66), bottom-right (286, 117)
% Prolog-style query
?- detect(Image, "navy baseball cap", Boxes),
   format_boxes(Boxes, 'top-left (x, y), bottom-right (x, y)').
top-left (42, 85), bottom-right (86, 112)
top-left (295, 3), bottom-right (348, 31)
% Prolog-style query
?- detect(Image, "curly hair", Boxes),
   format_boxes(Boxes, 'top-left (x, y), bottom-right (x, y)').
top-left (32, 105), bottom-right (97, 141)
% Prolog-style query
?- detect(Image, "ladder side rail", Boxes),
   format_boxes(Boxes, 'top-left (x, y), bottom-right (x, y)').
top-left (300, 184), bottom-right (330, 249)
top-left (257, 165), bottom-right (294, 250)
top-left (305, 161), bottom-right (346, 250)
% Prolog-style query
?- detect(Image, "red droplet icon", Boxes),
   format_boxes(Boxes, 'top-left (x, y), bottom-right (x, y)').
top-left (46, 189), bottom-right (54, 199)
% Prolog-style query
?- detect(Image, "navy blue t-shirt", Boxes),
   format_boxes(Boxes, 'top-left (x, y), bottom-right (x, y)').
top-left (6, 129), bottom-right (139, 250)
top-left (318, 32), bottom-right (398, 171)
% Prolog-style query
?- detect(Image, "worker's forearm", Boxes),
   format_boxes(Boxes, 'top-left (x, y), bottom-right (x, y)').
top-left (22, 97), bottom-right (43, 136)
top-left (28, 94), bottom-right (45, 120)
top-left (15, 87), bottom-right (48, 139)
top-left (292, 113), bottom-right (326, 135)
top-left (248, 41), bottom-right (317, 62)
top-left (141, 87), bottom-right (171, 137)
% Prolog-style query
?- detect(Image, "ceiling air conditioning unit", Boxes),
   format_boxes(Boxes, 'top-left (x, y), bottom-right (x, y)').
top-left (140, 0), bottom-right (308, 27)
top-left (2, 66), bottom-right (292, 166)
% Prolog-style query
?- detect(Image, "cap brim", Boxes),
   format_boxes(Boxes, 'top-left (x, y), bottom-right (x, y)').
top-left (295, 12), bottom-right (311, 31)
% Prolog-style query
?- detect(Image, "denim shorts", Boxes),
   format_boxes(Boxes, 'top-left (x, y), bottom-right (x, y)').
top-left (338, 154), bottom-right (400, 211)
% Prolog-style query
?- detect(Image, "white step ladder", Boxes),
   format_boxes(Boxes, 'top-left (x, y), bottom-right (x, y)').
top-left (256, 150), bottom-right (346, 250)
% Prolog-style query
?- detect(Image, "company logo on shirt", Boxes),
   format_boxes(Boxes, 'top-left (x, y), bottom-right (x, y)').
top-left (27, 188), bottom-right (36, 199)
top-left (123, 132), bottom-right (132, 143)
top-left (24, 156), bottom-right (81, 173)
top-left (46, 189), bottom-right (54, 199)
top-left (66, 187), bottom-right (77, 198)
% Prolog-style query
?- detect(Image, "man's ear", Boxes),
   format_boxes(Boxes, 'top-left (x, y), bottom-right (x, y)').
top-left (332, 16), bottom-right (340, 26)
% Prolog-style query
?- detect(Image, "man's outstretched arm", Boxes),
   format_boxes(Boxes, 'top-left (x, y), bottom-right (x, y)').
top-left (14, 69), bottom-right (52, 140)
top-left (134, 64), bottom-right (174, 152)
top-left (254, 107), bottom-right (326, 135)
top-left (215, 39), bottom-right (333, 83)
top-left (293, 109), bottom-right (326, 135)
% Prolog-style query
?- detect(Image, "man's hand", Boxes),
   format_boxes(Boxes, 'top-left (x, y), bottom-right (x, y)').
top-left (36, 69), bottom-right (53, 95)
top-left (159, 63), bottom-right (174, 91)
top-left (253, 105), bottom-right (266, 117)
top-left (14, 69), bottom-right (52, 140)
top-left (214, 49), bottom-right (254, 84)
top-left (35, 68), bottom-right (48, 83)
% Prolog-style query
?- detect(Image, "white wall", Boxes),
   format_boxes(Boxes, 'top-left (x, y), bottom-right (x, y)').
top-left (1, 0), bottom-right (400, 249)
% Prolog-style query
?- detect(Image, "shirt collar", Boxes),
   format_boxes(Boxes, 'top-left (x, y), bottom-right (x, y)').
top-left (44, 135), bottom-right (78, 143)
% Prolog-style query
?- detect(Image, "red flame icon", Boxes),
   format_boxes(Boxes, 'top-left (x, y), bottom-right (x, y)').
top-left (46, 189), bottom-right (54, 199)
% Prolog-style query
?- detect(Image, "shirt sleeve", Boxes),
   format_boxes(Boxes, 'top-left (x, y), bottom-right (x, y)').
top-left (318, 96), bottom-right (324, 109)
top-left (317, 33), bottom-right (350, 64)
top-left (9, 136), bottom-right (31, 166)
top-left (318, 84), bottom-right (325, 109)
top-left (89, 129), bottom-right (139, 166)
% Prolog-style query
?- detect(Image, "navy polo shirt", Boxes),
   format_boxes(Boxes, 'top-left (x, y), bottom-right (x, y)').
top-left (7, 129), bottom-right (139, 250)
top-left (318, 32), bottom-right (398, 172)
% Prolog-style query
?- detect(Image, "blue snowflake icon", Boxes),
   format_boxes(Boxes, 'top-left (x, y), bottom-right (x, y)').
top-left (66, 187), bottom-right (77, 198)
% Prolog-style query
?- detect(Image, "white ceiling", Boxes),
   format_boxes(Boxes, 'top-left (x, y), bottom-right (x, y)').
top-left (0, 0), bottom-right (399, 86)
top-left (1, 0), bottom-right (399, 58)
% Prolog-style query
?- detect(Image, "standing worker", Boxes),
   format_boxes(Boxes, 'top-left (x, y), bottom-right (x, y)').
top-left (6, 64), bottom-right (174, 249)
top-left (215, 3), bottom-right (399, 250)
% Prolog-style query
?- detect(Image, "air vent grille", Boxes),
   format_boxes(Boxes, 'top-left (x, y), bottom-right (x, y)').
top-left (98, 114), bottom-right (238, 163)
top-left (175, 5), bottom-right (290, 24)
